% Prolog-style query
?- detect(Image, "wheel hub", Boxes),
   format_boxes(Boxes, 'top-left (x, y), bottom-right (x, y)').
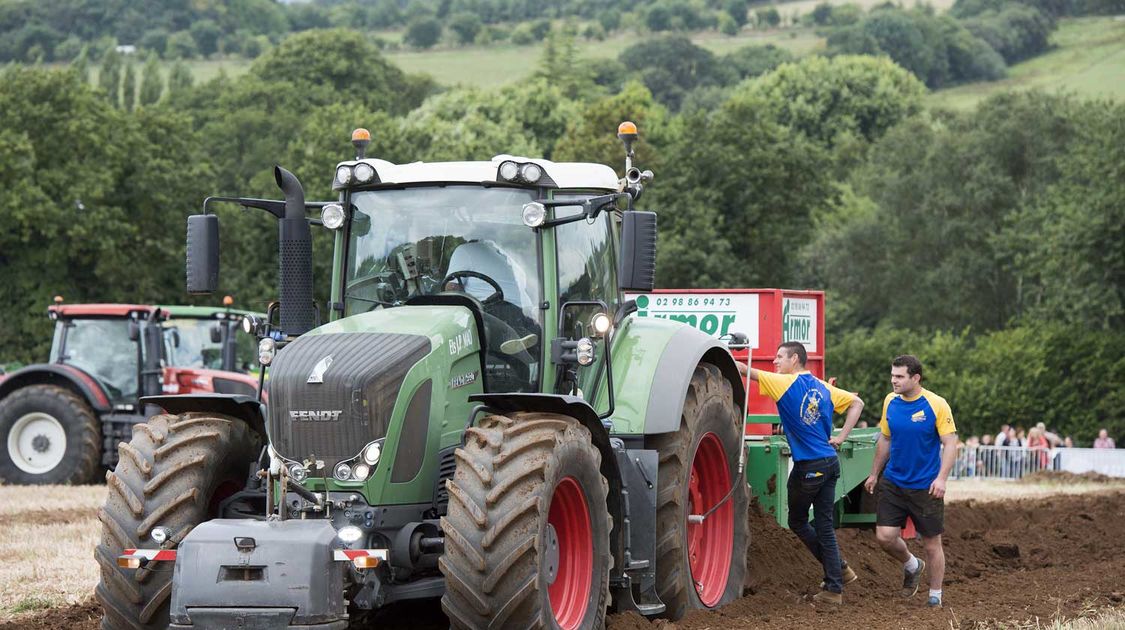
top-left (7, 412), bottom-right (67, 475)
top-left (31, 434), bottom-right (51, 453)
top-left (545, 523), bottom-right (560, 585)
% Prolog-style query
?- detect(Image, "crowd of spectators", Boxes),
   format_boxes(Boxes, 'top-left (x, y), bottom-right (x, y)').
top-left (952, 423), bottom-right (1117, 478)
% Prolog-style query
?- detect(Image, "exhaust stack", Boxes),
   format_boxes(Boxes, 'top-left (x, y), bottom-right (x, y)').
top-left (274, 166), bottom-right (316, 335)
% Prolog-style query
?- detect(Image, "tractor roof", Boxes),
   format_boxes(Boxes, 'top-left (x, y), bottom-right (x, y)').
top-left (48, 304), bottom-right (164, 318)
top-left (338, 156), bottom-right (621, 191)
top-left (158, 305), bottom-right (265, 319)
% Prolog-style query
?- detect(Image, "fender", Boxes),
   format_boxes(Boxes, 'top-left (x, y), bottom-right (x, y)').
top-left (607, 318), bottom-right (745, 436)
top-left (467, 394), bottom-right (617, 478)
top-left (0, 364), bottom-right (112, 412)
top-left (141, 394), bottom-right (266, 438)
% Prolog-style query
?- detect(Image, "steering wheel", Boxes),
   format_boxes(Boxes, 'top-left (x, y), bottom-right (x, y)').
top-left (441, 270), bottom-right (504, 305)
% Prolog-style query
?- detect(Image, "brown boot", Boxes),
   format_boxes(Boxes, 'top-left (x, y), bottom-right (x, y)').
top-left (813, 590), bottom-right (843, 605)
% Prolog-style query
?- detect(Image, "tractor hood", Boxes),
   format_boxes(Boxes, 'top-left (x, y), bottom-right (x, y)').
top-left (265, 305), bottom-right (479, 470)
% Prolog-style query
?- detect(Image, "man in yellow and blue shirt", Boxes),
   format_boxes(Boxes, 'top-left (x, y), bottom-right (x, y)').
top-left (751, 342), bottom-right (865, 605)
top-left (864, 354), bottom-right (958, 608)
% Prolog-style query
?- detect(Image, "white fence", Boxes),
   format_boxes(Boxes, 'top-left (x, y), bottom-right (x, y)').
top-left (950, 445), bottom-right (1125, 479)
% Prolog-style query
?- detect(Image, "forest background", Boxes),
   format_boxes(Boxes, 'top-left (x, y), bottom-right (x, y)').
top-left (0, 0), bottom-right (1122, 443)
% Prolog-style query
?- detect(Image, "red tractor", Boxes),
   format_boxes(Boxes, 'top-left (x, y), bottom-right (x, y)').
top-left (0, 299), bottom-right (263, 485)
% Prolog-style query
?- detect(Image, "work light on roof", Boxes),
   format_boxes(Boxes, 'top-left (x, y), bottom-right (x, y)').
top-left (335, 165), bottom-right (353, 186)
top-left (520, 163), bottom-right (543, 183)
top-left (498, 160), bottom-right (520, 181)
top-left (353, 163), bottom-right (376, 183)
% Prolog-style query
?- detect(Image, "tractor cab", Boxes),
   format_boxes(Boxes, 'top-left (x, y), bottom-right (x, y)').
top-left (47, 302), bottom-right (166, 409)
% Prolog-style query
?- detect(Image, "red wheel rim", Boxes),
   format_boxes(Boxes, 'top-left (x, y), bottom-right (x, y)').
top-left (547, 476), bottom-right (593, 629)
top-left (687, 432), bottom-right (734, 607)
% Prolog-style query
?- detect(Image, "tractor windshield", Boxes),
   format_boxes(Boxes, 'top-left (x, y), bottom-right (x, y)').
top-left (49, 318), bottom-right (138, 405)
top-left (345, 186), bottom-right (542, 391)
top-left (162, 319), bottom-right (256, 373)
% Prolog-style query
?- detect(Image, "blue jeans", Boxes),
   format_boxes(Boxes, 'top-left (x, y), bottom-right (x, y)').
top-left (787, 456), bottom-right (843, 593)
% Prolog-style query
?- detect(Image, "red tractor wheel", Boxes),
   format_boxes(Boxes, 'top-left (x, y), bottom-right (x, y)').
top-left (440, 412), bottom-right (610, 630)
top-left (651, 363), bottom-right (749, 619)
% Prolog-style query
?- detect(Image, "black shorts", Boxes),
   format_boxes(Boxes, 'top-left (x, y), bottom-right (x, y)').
top-left (876, 477), bottom-right (945, 537)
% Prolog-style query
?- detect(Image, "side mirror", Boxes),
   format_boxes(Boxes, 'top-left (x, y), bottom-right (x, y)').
top-left (187, 214), bottom-right (220, 294)
top-left (210, 324), bottom-right (222, 344)
top-left (128, 321), bottom-right (140, 342)
top-left (618, 211), bottom-right (657, 292)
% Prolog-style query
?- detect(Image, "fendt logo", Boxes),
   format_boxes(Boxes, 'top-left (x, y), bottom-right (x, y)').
top-left (289, 410), bottom-right (344, 422)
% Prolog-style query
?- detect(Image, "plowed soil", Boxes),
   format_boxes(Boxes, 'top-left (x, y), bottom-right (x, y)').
top-left (5, 490), bottom-right (1123, 629)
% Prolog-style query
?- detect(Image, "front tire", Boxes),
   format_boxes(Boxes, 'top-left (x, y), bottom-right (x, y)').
top-left (95, 413), bottom-right (259, 630)
top-left (440, 412), bottom-right (611, 630)
top-left (0, 385), bottom-right (100, 485)
top-left (651, 363), bottom-right (750, 619)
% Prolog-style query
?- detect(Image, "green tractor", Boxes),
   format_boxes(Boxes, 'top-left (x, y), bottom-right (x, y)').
top-left (97, 124), bottom-right (750, 629)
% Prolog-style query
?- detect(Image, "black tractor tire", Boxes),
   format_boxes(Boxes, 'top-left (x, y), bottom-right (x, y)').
top-left (440, 412), bottom-right (611, 630)
top-left (650, 363), bottom-right (750, 620)
top-left (95, 413), bottom-right (259, 630)
top-left (0, 384), bottom-right (101, 485)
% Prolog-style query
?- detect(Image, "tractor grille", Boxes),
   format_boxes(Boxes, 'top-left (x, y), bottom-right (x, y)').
top-left (265, 332), bottom-right (430, 468)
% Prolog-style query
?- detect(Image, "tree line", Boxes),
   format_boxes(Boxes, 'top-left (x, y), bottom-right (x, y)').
top-left (0, 27), bottom-right (1121, 442)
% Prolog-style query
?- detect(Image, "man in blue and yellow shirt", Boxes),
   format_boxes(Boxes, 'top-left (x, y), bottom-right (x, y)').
top-left (864, 355), bottom-right (958, 608)
top-left (751, 342), bottom-right (865, 605)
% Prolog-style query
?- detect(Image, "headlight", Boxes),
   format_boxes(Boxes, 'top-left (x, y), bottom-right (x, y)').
top-left (337, 526), bottom-right (363, 544)
top-left (241, 315), bottom-right (254, 335)
top-left (288, 462), bottom-right (308, 482)
top-left (353, 163), bottom-right (376, 183)
top-left (522, 202), bottom-right (546, 228)
top-left (352, 463), bottom-right (370, 480)
top-left (335, 165), bottom-right (353, 186)
top-left (520, 163), bottom-right (543, 183)
top-left (576, 337), bottom-right (595, 366)
top-left (258, 337), bottom-right (276, 366)
top-left (363, 442), bottom-right (382, 466)
top-left (498, 160), bottom-right (520, 182)
top-left (321, 203), bottom-right (345, 230)
top-left (334, 462), bottom-right (352, 481)
top-left (591, 312), bottom-right (611, 337)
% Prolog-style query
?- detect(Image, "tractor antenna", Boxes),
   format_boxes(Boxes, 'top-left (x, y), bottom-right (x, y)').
top-left (352, 128), bottom-right (371, 160)
top-left (617, 121), bottom-right (638, 173)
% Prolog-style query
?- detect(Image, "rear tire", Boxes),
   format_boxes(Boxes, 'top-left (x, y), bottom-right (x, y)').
top-left (0, 385), bottom-right (100, 485)
top-left (650, 363), bottom-right (749, 620)
top-left (95, 413), bottom-right (259, 630)
top-left (440, 412), bottom-right (611, 630)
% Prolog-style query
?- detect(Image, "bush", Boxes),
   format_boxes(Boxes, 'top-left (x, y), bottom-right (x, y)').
top-left (722, 44), bottom-right (795, 80)
top-left (404, 16), bottom-right (442, 49)
top-left (166, 30), bottom-right (199, 59)
top-left (448, 12), bottom-right (482, 46)
top-left (510, 23), bottom-right (537, 45)
top-left (755, 7), bottom-right (781, 28)
top-left (962, 4), bottom-right (1054, 63)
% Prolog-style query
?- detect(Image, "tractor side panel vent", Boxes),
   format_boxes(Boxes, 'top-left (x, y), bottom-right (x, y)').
top-left (390, 379), bottom-right (432, 483)
top-left (266, 332), bottom-right (430, 469)
top-left (432, 446), bottom-right (458, 515)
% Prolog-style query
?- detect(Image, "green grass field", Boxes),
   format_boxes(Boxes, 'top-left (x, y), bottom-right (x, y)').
top-left (382, 28), bottom-right (825, 88)
top-left (928, 17), bottom-right (1125, 109)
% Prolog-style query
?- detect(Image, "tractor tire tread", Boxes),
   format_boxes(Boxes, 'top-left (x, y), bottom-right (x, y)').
top-left (441, 412), bottom-right (610, 630)
top-left (95, 413), bottom-right (258, 630)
